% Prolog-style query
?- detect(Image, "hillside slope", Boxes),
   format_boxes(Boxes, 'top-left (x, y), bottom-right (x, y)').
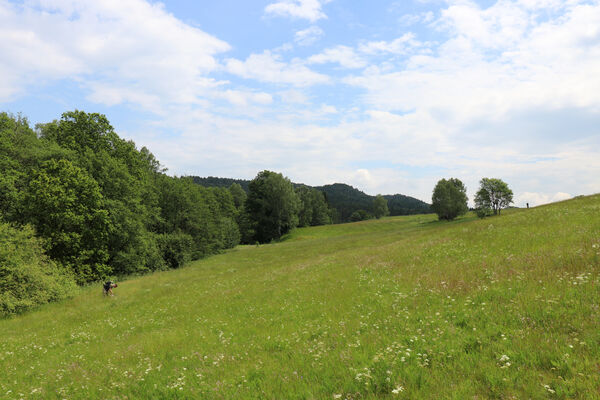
top-left (1, 195), bottom-right (599, 399)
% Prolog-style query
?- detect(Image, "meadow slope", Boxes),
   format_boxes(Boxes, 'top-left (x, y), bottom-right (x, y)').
top-left (1, 195), bottom-right (599, 399)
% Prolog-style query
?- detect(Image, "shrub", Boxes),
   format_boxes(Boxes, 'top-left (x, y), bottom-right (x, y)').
top-left (349, 209), bottom-right (373, 222)
top-left (156, 232), bottom-right (193, 269)
top-left (0, 222), bottom-right (77, 317)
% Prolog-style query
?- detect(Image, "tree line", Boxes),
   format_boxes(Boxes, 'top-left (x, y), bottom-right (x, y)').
top-left (194, 178), bottom-right (432, 223)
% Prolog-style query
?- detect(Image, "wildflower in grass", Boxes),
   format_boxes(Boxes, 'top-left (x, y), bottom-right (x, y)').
top-left (392, 385), bottom-right (404, 394)
top-left (542, 384), bottom-right (555, 394)
top-left (498, 354), bottom-right (511, 368)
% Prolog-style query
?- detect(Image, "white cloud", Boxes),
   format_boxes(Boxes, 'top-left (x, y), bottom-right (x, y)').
top-left (399, 11), bottom-right (435, 26)
top-left (294, 25), bottom-right (324, 46)
top-left (264, 0), bottom-right (330, 22)
top-left (0, 0), bottom-right (230, 106)
top-left (358, 33), bottom-right (422, 55)
top-left (515, 192), bottom-right (572, 207)
top-left (308, 45), bottom-right (366, 68)
top-left (217, 90), bottom-right (273, 106)
top-left (225, 51), bottom-right (330, 86)
top-left (346, 1), bottom-right (600, 120)
top-left (319, 104), bottom-right (337, 113)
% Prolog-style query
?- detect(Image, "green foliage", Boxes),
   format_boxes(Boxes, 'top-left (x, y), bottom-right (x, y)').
top-left (476, 206), bottom-right (494, 219)
top-left (24, 158), bottom-right (111, 283)
top-left (196, 177), bottom-right (431, 223)
top-left (228, 182), bottom-right (247, 210)
top-left (349, 209), bottom-right (373, 221)
top-left (218, 217), bottom-right (241, 249)
top-left (0, 111), bottom-right (249, 287)
top-left (38, 111), bottom-right (165, 277)
top-left (431, 178), bottom-right (469, 221)
top-left (156, 232), bottom-right (193, 269)
top-left (316, 183), bottom-right (373, 222)
top-left (0, 222), bottom-right (76, 317)
top-left (244, 170), bottom-right (300, 243)
top-left (372, 194), bottom-right (390, 219)
top-left (37, 110), bottom-right (120, 154)
top-left (475, 178), bottom-right (514, 216)
top-left (384, 193), bottom-right (431, 215)
top-left (156, 176), bottom-right (225, 258)
top-left (296, 185), bottom-right (331, 227)
top-left (317, 184), bottom-right (430, 222)
top-left (193, 176), bottom-right (250, 192)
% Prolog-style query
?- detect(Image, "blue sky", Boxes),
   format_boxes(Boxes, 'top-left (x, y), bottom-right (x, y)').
top-left (1, 0), bottom-right (600, 205)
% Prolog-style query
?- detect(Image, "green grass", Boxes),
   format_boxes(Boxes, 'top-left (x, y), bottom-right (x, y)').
top-left (1, 195), bottom-right (600, 399)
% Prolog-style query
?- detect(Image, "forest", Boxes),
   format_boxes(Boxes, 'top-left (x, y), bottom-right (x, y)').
top-left (0, 111), bottom-right (252, 315)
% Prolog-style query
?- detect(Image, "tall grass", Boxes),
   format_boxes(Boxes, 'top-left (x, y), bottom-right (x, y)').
top-left (1, 195), bottom-right (599, 399)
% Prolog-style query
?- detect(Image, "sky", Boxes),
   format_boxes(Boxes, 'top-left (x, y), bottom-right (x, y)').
top-left (1, 0), bottom-right (599, 206)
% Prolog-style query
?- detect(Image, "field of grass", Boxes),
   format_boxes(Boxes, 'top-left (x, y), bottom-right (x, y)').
top-left (1, 195), bottom-right (599, 399)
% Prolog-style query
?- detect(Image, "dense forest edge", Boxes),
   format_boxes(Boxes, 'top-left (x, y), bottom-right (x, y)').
top-left (0, 110), bottom-right (429, 317)
top-left (193, 177), bottom-right (431, 222)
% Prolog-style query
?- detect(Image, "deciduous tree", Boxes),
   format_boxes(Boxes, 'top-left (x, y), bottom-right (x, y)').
top-left (431, 178), bottom-right (468, 221)
top-left (244, 171), bottom-right (299, 243)
top-left (474, 178), bottom-right (513, 216)
top-left (372, 194), bottom-right (390, 219)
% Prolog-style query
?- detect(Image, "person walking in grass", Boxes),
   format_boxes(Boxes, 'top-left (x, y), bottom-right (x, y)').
top-left (103, 281), bottom-right (118, 296)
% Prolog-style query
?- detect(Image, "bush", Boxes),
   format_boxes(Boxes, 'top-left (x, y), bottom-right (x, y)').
top-left (476, 207), bottom-right (493, 219)
top-left (0, 222), bottom-right (77, 317)
top-left (157, 232), bottom-right (193, 269)
top-left (349, 209), bottom-right (373, 222)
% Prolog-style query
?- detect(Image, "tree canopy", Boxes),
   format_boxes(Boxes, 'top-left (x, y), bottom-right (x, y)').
top-left (474, 178), bottom-right (513, 217)
top-left (431, 178), bottom-right (469, 221)
top-left (244, 170), bottom-right (300, 243)
top-left (372, 194), bottom-right (390, 219)
top-left (0, 111), bottom-right (242, 290)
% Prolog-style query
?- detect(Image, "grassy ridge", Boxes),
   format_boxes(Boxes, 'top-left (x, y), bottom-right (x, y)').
top-left (1, 195), bottom-right (599, 399)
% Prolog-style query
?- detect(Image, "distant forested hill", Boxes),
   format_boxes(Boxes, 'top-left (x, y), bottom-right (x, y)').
top-left (384, 193), bottom-right (432, 216)
top-left (191, 176), bottom-right (250, 192)
top-left (192, 177), bottom-right (430, 222)
top-left (316, 184), bottom-right (431, 221)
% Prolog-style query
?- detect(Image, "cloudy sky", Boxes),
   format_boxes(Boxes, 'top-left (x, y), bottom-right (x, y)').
top-left (2, 0), bottom-right (599, 205)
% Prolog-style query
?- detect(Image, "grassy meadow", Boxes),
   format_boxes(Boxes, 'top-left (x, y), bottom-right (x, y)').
top-left (1, 195), bottom-right (599, 399)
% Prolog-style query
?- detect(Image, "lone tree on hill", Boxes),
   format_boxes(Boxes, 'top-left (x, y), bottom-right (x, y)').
top-left (474, 178), bottom-right (513, 217)
top-left (244, 170), bottom-right (300, 243)
top-left (431, 178), bottom-right (468, 221)
top-left (372, 194), bottom-right (389, 219)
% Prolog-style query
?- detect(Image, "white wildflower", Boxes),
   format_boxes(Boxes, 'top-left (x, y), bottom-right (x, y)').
top-left (392, 385), bottom-right (404, 394)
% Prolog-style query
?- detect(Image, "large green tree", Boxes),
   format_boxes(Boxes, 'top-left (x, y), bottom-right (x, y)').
top-left (244, 171), bottom-right (300, 243)
top-left (37, 111), bottom-right (165, 276)
top-left (24, 159), bottom-right (112, 283)
top-left (296, 186), bottom-right (331, 227)
top-left (372, 194), bottom-right (390, 219)
top-left (431, 178), bottom-right (468, 221)
top-left (474, 178), bottom-right (513, 216)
